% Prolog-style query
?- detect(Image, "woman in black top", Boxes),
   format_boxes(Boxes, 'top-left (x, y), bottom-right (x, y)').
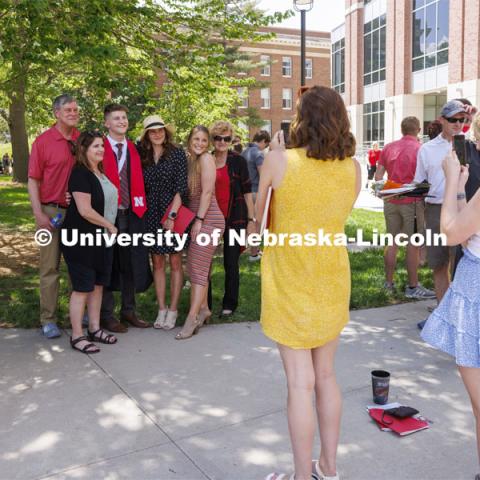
top-left (62, 131), bottom-right (118, 354)
top-left (210, 121), bottom-right (255, 317)
top-left (138, 115), bottom-right (188, 330)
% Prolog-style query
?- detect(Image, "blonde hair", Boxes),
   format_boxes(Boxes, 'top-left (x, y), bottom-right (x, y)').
top-left (187, 126), bottom-right (210, 193)
top-left (472, 112), bottom-right (480, 142)
top-left (210, 120), bottom-right (234, 139)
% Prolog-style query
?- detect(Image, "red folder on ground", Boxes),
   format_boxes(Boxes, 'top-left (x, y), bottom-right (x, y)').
top-left (369, 408), bottom-right (429, 436)
top-left (161, 203), bottom-right (195, 235)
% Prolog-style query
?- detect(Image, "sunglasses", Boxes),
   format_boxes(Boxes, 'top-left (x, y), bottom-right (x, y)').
top-left (213, 135), bottom-right (232, 143)
top-left (444, 117), bottom-right (466, 124)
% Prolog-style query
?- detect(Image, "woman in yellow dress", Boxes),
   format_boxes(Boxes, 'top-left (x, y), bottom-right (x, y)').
top-left (257, 86), bottom-right (361, 480)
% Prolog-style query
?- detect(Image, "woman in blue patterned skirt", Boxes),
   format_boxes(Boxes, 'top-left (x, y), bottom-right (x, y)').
top-left (421, 149), bottom-right (480, 480)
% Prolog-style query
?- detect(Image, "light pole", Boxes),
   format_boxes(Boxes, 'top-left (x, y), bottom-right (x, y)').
top-left (293, 0), bottom-right (314, 87)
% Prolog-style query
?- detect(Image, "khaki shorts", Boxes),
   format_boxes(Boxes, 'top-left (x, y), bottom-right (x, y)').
top-left (383, 201), bottom-right (425, 238)
top-left (425, 203), bottom-right (455, 269)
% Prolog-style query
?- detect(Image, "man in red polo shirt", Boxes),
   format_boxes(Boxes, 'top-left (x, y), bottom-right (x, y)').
top-left (28, 94), bottom-right (80, 338)
top-left (375, 116), bottom-right (435, 300)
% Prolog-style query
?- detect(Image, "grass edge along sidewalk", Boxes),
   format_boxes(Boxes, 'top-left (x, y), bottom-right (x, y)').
top-left (0, 179), bottom-right (434, 328)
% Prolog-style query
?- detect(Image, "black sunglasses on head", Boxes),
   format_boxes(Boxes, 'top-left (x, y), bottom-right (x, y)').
top-left (213, 135), bottom-right (232, 143)
top-left (444, 116), bottom-right (466, 124)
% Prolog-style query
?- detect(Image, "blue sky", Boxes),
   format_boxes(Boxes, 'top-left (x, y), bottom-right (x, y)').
top-left (258, 0), bottom-right (345, 32)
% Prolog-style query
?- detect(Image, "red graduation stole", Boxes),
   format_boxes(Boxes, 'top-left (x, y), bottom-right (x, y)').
top-left (103, 139), bottom-right (147, 218)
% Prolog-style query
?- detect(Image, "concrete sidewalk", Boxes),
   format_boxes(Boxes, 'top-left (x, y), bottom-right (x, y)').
top-left (1, 300), bottom-right (477, 480)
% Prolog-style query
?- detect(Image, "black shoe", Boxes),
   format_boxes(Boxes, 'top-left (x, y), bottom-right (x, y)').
top-left (417, 319), bottom-right (427, 330)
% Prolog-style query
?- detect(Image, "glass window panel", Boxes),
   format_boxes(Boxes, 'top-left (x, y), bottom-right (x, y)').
top-left (380, 14), bottom-right (386, 26)
top-left (424, 95), bottom-right (436, 106)
top-left (372, 29), bottom-right (380, 71)
top-left (380, 69), bottom-right (386, 81)
top-left (380, 112), bottom-right (385, 141)
top-left (413, 57), bottom-right (425, 71)
top-left (380, 100), bottom-right (385, 110)
top-left (365, 103), bottom-right (371, 114)
top-left (372, 113), bottom-right (379, 140)
top-left (437, 49), bottom-right (448, 65)
top-left (363, 115), bottom-right (369, 143)
top-left (364, 21), bottom-right (371, 34)
top-left (372, 71), bottom-right (379, 83)
top-left (413, 0), bottom-right (425, 10)
top-left (364, 33), bottom-right (372, 74)
top-left (364, 73), bottom-right (371, 86)
top-left (341, 49), bottom-right (345, 82)
top-left (437, 0), bottom-right (449, 50)
top-left (372, 17), bottom-right (379, 30)
top-left (379, 26), bottom-right (386, 69)
top-left (412, 9), bottom-right (425, 58)
top-left (426, 52), bottom-right (436, 68)
top-left (425, 4), bottom-right (436, 54)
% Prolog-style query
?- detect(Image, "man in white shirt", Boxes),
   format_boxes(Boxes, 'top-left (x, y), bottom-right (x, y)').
top-left (414, 100), bottom-right (467, 310)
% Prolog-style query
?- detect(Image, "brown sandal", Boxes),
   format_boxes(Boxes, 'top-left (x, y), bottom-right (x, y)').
top-left (70, 336), bottom-right (100, 354)
top-left (87, 328), bottom-right (117, 344)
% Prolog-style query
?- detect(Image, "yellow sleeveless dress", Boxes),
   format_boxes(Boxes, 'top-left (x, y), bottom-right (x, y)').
top-left (261, 148), bottom-right (356, 349)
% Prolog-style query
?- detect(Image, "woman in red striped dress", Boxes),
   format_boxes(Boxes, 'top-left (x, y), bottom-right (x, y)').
top-left (176, 126), bottom-right (225, 340)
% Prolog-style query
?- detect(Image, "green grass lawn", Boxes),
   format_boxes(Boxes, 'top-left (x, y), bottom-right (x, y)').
top-left (0, 179), bottom-right (433, 328)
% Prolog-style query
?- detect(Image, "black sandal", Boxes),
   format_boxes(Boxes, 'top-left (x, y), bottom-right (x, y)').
top-left (87, 328), bottom-right (117, 344)
top-left (70, 336), bottom-right (100, 354)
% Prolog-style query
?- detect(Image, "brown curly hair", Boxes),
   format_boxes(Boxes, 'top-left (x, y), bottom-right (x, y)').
top-left (289, 86), bottom-right (356, 161)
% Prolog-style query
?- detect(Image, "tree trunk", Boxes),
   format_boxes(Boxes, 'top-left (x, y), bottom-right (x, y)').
top-left (8, 71), bottom-right (29, 183)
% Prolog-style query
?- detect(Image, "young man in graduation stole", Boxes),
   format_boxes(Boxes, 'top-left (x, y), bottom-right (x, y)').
top-left (100, 103), bottom-right (152, 332)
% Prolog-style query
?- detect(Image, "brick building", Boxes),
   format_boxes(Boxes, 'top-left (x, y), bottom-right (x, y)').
top-left (237, 26), bottom-right (331, 138)
top-left (332, 0), bottom-right (480, 151)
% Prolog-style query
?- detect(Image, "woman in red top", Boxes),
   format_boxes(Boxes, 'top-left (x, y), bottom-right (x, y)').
top-left (367, 141), bottom-right (381, 187)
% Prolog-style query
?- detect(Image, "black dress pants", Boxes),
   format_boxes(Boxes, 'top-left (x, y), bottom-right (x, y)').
top-left (222, 228), bottom-right (241, 311)
top-left (100, 212), bottom-right (136, 320)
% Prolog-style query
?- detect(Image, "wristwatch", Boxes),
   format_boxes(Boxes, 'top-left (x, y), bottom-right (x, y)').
top-left (248, 217), bottom-right (257, 223)
top-left (168, 211), bottom-right (177, 220)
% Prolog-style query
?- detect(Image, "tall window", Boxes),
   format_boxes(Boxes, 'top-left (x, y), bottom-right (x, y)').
top-left (282, 88), bottom-right (293, 109)
top-left (364, 14), bottom-right (386, 85)
top-left (305, 58), bottom-right (313, 79)
top-left (332, 38), bottom-right (345, 93)
top-left (260, 55), bottom-right (271, 76)
top-left (282, 57), bottom-right (292, 77)
top-left (363, 101), bottom-right (385, 144)
top-left (412, 0), bottom-right (449, 71)
top-left (261, 88), bottom-right (271, 109)
top-left (262, 120), bottom-right (272, 135)
top-left (237, 87), bottom-right (248, 108)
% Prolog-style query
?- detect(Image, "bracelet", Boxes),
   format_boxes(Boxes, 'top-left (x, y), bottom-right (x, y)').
top-left (457, 193), bottom-right (466, 200)
top-left (195, 215), bottom-right (204, 221)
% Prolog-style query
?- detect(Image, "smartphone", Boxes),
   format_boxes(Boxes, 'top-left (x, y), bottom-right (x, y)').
top-left (453, 134), bottom-right (467, 166)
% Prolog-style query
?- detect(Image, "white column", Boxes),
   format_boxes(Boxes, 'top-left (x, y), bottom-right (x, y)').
top-left (447, 80), bottom-right (480, 107)
top-left (347, 104), bottom-right (364, 148)
top-left (384, 94), bottom-right (424, 143)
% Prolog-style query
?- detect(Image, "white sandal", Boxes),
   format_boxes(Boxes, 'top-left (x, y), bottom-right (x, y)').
top-left (153, 309), bottom-right (167, 329)
top-left (265, 474), bottom-right (295, 480)
top-left (163, 310), bottom-right (178, 330)
top-left (312, 459), bottom-right (339, 480)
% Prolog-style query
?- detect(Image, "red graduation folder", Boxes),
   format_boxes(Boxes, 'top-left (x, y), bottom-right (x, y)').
top-left (369, 409), bottom-right (429, 436)
top-left (161, 202), bottom-right (195, 235)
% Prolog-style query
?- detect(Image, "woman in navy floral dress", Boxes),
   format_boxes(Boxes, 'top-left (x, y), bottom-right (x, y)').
top-left (139, 115), bottom-right (188, 330)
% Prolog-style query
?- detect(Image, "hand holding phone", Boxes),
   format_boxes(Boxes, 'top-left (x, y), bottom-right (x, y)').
top-left (453, 134), bottom-right (467, 166)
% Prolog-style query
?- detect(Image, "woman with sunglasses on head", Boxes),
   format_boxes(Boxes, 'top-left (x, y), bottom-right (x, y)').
top-left (210, 121), bottom-right (256, 317)
top-left (61, 131), bottom-right (119, 354)
top-left (138, 115), bottom-right (189, 331)
top-left (256, 86), bottom-right (361, 480)
top-left (175, 126), bottom-right (225, 339)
